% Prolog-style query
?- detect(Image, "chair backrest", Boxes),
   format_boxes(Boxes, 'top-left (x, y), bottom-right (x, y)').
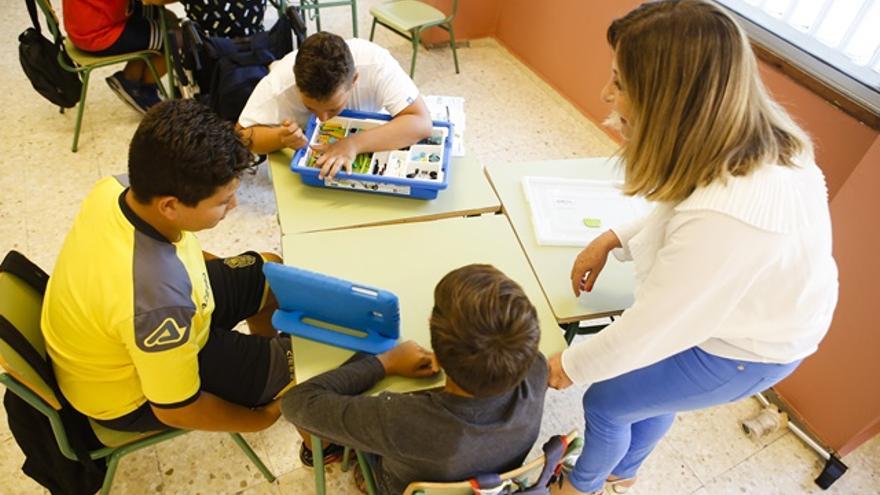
top-left (403, 431), bottom-right (583, 495)
top-left (0, 251), bottom-right (62, 410)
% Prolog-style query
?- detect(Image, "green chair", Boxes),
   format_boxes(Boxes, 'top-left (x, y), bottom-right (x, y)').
top-left (0, 251), bottom-right (274, 495)
top-left (286, 0), bottom-right (360, 38)
top-left (369, 0), bottom-right (460, 77)
top-left (32, 0), bottom-right (174, 152)
top-left (342, 430), bottom-right (583, 495)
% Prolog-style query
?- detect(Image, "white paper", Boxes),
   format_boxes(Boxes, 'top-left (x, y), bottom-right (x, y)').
top-left (424, 95), bottom-right (466, 156)
top-left (522, 176), bottom-right (653, 247)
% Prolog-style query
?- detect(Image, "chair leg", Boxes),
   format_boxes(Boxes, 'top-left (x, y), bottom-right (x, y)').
top-left (99, 451), bottom-right (123, 495)
top-left (341, 445), bottom-right (352, 472)
top-left (160, 9), bottom-right (175, 97)
top-left (143, 57), bottom-right (168, 99)
top-left (410, 30), bottom-right (421, 78)
top-left (72, 70), bottom-right (91, 153)
top-left (314, 1), bottom-right (322, 32)
top-left (350, 0), bottom-right (359, 38)
top-left (370, 17), bottom-right (378, 41)
top-left (356, 450), bottom-right (379, 495)
top-left (229, 433), bottom-right (276, 482)
top-left (312, 434), bottom-right (326, 495)
top-left (447, 23), bottom-right (460, 74)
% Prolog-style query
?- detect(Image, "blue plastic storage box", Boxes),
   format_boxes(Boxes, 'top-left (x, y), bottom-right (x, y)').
top-left (290, 109), bottom-right (453, 200)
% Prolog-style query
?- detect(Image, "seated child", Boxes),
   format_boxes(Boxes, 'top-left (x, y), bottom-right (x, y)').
top-left (237, 32), bottom-right (432, 179)
top-left (282, 264), bottom-right (547, 494)
top-left (62, 0), bottom-right (174, 113)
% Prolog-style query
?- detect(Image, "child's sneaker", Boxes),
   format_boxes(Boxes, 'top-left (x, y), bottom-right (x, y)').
top-left (138, 82), bottom-right (162, 111)
top-left (299, 442), bottom-right (344, 468)
top-left (105, 72), bottom-right (161, 114)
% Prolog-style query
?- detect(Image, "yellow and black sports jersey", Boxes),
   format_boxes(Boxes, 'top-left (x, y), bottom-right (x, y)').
top-left (41, 176), bottom-right (214, 420)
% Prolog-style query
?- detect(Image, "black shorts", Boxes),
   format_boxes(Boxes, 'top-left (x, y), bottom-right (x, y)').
top-left (96, 252), bottom-right (292, 432)
top-left (87, 3), bottom-right (163, 56)
top-left (206, 251), bottom-right (270, 330)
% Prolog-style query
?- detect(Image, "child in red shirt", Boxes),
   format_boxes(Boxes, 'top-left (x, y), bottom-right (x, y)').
top-left (62, 0), bottom-right (175, 113)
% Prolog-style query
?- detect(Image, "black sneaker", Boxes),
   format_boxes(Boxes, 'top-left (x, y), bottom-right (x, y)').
top-left (137, 82), bottom-right (162, 111)
top-left (105, 71), bottom-right (148, 114)
top-left (299, 442), bottom-right (345, 468)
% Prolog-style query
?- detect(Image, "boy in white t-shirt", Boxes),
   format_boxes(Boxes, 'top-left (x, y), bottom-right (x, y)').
top-left (237, 32), bottom-right (432, 179)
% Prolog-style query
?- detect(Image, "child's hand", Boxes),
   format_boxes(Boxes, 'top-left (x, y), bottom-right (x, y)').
top-left (312, 137), bottom-right (358, 179)
top-left (378, 340), bottom-right (440, 378)
top-left (278, 119), bottom-right (307, 150)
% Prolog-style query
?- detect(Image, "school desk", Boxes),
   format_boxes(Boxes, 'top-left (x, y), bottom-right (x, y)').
top-left (279, 214), bottom-right (567, 494)
top-left (280, 213), bottom-right (567, 390)
top-left (269, 149), bottom-right (501, 234)
top-left (484, 157), bottom-right (639, 325)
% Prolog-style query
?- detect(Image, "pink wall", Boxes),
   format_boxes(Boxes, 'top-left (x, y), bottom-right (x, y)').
top-left (441, 0), bottom-right (880, 456)
top-left (420, 0), bottom-right (502, 44)
top-left (495, 0), bottom-right (641, 132)
top-left (756, 66), bottom-right (877, 198)
top-left (774, 135), bottom-right (880, 456)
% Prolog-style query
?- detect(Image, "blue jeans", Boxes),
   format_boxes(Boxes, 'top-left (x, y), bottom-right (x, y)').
top-left (568, 347), bottom-right (801, 492)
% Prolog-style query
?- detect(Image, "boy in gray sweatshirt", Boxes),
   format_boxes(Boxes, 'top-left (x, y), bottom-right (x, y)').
top-left (281, 264), bottom-right (548, 494)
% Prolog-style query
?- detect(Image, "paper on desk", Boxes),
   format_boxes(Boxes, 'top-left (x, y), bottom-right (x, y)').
top-left (522, 176), bottom-right (653, 247)
top-left (424, 95), bottom-right (466, 156)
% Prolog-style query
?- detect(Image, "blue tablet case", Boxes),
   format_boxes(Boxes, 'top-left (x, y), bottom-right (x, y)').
top-left (263, 262), bottom-right (400, 354)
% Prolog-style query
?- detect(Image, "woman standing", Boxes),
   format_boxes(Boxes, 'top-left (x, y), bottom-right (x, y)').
top-left (548, 1), bottom-right (839, 494)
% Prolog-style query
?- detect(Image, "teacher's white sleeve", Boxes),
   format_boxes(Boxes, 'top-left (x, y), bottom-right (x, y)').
top-left (561, 210), bottom-right (782, 386)
top-left (609, 215), bottom-right (650, 262)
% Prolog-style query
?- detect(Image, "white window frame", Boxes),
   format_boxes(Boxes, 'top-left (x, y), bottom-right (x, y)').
top-left (713, 0), bottom-right (880, 119)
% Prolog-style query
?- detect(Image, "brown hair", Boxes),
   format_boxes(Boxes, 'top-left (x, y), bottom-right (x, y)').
top-left (129, 100), bottom-right (255, 206)
top-left (294, 32), bottom-right (355, 100)
top-left (608, 0), bottom-right (811, 202)
top-left (430, 264), bottom-right (540, 397)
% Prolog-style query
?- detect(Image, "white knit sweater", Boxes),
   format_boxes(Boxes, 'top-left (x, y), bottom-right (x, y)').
top-left (561, 159), bottom-right (839, 386)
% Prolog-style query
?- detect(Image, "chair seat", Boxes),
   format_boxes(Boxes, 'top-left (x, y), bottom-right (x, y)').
top-left (370, 1), bottom-right (447, 32)
top-left (63, 39), bottom-right (161, 68)
top-left (88, 418), bottom-right (166, 448)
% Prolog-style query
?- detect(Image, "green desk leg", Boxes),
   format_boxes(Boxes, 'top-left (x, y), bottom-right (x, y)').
top-left (561, 319), bottom-right (613, 345)
top-left (312, 434), bottom-right (326, 495)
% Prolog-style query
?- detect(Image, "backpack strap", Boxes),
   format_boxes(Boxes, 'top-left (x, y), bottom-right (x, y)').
top-left (25, 0), bottom-right (41, 33)
top-left (516, 435), bottom-right (569, 494)
top-left (469, 473), bottom-right (508, 495)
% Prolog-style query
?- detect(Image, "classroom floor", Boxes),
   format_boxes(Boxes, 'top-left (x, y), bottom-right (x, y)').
top-left (1, 2), bottom-right (878, 494)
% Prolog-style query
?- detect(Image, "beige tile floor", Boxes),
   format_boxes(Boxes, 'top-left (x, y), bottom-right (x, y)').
top-left (1, 1), bottom-right (878, 494)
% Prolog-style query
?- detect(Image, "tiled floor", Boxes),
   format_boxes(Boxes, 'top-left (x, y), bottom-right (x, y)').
top-left (1, 2), bottom-right (878, 494)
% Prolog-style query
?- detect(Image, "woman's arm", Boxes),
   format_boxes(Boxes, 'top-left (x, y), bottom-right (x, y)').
top-left (559, 210), bottom-right (782, 386)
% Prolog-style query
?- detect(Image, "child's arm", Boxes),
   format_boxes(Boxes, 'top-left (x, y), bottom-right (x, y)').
top-left (236, 121), bottom-right (307, 154)
top-left (313, 97), bottom-right (433, 179)
top-left (281, 341), bottom-right (438, 454)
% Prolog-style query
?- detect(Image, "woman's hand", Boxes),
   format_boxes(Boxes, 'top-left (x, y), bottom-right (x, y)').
top-left (548, 352), bottom-right (573, 390)
top-left (570, 230), bottom-right (621, 296)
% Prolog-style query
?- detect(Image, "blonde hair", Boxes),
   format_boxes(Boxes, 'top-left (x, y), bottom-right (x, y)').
top-left (608, 0), bottom-right (812, 202)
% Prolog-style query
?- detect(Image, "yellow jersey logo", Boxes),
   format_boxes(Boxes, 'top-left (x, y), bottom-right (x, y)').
top-left (223, 254), bottom-right (257, 269)
top-left (143, 318), bottom-right (187, 348)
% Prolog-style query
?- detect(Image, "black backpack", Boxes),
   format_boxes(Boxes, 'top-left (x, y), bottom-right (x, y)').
top-left (176, 7), bottom-right (306, 121)
top-left (18, 0), bottom-right (82, 109)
